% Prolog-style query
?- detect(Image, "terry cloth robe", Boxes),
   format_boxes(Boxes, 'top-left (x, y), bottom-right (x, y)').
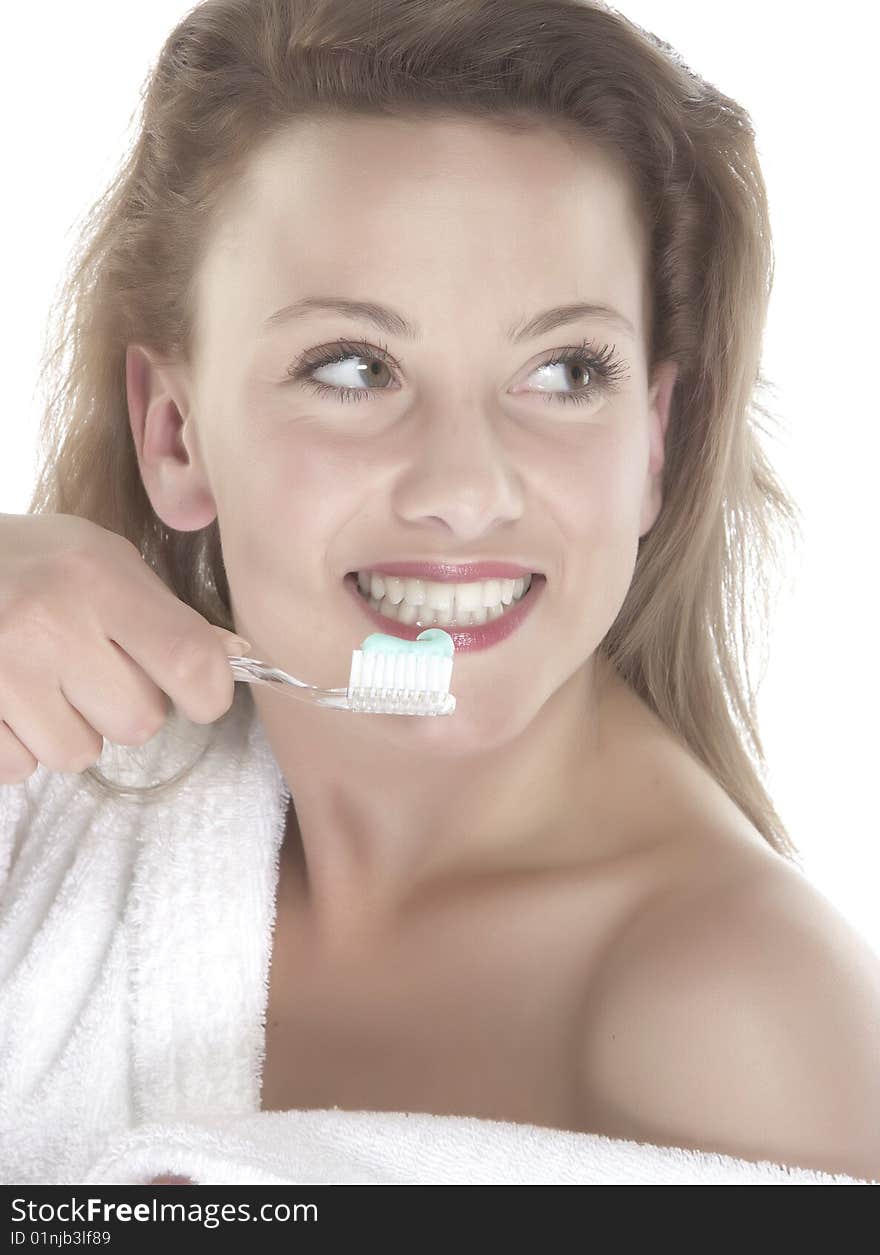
top-left (0, 687), bottom-right (873, 1185)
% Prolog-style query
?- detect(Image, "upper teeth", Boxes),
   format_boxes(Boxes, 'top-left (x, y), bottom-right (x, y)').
top-left (356, 570), bottom-right (533, 610)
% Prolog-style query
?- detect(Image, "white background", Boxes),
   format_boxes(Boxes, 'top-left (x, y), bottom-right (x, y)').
top-left (1, 3), bottom-right (877, 954)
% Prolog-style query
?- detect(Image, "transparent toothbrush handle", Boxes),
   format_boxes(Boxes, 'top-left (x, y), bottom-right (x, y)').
top-left (226, 654), bottom-right (352, 710)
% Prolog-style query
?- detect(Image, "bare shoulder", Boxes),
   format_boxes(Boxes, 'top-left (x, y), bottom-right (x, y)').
top-left (577, 841), bottom-right (880, 1183)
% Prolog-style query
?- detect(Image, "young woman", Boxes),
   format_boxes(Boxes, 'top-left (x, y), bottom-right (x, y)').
top-left (2, 0), bottom-right (878, 1185)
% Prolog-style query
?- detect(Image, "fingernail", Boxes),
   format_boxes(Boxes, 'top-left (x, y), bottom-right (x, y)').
top-left (212, 626), bottom-right (251, 654)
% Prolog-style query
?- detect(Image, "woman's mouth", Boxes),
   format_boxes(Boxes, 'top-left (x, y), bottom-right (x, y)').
top-left (343, 570), bottom-right (546, 653)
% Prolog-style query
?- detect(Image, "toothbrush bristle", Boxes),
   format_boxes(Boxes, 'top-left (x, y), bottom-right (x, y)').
top-left (348, 689), bottom-right (456, 716)
top-left (348, 647), bottom-right (455, 716)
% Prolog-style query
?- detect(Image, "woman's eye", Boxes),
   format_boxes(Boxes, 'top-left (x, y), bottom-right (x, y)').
top-left (311, 352), bottom-right (395, 394)
top-left (286, 337), bottom-right (628, 409)
top-left (523, 358), bottom-right (597, 401)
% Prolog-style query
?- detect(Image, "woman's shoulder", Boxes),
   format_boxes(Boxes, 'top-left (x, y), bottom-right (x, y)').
top-left (577, 831), bottom-right (880, 1180)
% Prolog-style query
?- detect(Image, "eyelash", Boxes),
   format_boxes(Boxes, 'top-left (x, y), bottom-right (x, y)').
top-left (284, 336), bottom-right (629, 407)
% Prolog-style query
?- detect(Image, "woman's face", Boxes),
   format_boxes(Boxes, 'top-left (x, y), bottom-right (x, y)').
top-left (157, 114), bottom-right (676, 751)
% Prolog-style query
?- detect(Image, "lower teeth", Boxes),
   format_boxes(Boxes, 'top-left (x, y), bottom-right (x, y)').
top-left (359, 587), bottom-right (527, 627)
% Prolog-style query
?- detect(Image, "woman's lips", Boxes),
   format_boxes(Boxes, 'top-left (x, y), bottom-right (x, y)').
top-left (344, 572), bottom-right (545, 653)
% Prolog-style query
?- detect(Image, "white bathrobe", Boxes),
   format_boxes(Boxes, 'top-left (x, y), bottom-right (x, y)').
top-left (0, 687), bottom-right (871, 1185)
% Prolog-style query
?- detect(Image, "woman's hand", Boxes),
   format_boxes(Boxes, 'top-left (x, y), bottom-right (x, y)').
top-left (0, 511), bottom-right (248, 783)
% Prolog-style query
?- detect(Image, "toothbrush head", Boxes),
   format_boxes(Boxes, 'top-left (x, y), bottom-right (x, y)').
top-left (347, 628), bottom-right (456, 716)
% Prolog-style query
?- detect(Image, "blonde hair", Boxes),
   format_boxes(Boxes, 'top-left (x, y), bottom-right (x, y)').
top-left (23, 0), bottom-right (803, 861)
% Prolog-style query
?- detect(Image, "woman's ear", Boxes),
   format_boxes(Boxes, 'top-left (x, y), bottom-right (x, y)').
top-left (647, 359), bottom-right (678, 476)
top-left (124, 343), bottom-right (218, 532)
top-left (639, 359), bottom-right (679, 537)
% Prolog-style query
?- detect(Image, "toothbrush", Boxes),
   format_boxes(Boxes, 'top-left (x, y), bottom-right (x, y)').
top-left (224, 627), bottom-right (457, 716)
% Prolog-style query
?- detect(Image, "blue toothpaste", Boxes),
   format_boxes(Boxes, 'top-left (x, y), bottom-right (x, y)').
top-left (359, 627), bottom-right (455, 658)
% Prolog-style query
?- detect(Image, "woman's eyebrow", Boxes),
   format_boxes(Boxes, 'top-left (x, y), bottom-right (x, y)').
top-left (260, 295), bottom-right (635, 342)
